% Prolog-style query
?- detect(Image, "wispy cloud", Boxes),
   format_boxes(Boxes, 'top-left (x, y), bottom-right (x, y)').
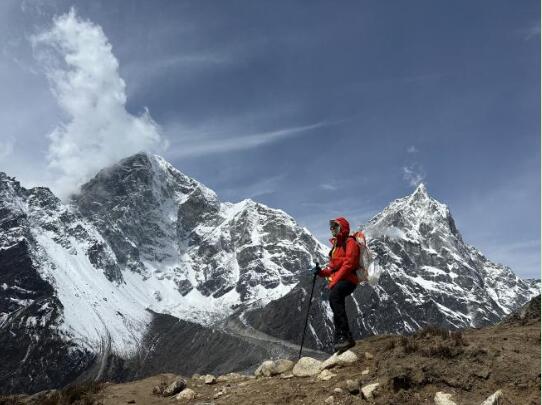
top-left (407, 145), bottom-right (418, 153)
top-left (220, 174), bottom-right (286, 201)
top-left (166, 121), bottom-right (334, 158)
top-left (31, 8), bottom-right (168, 199)
top-left (402, 163), bottom-right (425, 187)
top-left (519, 23), bottom-right (540, 41)
top-left (320, 183), bottom-right (337, 191)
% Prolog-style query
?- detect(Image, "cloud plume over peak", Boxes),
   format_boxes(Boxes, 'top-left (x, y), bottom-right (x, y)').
top-left (31, 8), bottom-right (167, 200)
top-left (402, 163), bottom-right (425, 187)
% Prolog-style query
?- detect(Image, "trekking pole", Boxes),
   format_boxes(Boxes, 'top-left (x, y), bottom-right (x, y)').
top-left (298, 265), bottom-right (318, 360)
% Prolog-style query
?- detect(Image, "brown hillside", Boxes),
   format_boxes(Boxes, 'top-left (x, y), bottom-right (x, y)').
top-left (3, 313), bottom-right (539, 405)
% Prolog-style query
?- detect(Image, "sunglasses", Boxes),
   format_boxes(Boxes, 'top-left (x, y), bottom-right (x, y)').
top-left (329, 221), bottom-right (340, 230)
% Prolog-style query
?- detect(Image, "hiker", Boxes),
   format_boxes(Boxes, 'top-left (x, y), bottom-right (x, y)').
top-left (313, 217), bottom-right (360, 353)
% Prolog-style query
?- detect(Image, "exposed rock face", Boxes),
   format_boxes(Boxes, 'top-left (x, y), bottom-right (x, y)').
top-left (0, 175), bottom-right (94, 394)
top-left (501, 294), bottom-right (540, 324)
top-left (244, 184), bottom-right (539, 352)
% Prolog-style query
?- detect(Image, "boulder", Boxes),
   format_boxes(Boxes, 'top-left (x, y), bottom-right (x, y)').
top-left (480, 390), bottom-right (503, 405)
top-left (434, 391), bottom-right (457, 405)
top-left (273, 359), bottom-right (295, 374)
top-left (176, 388), bottom-right (196, 401)
top-left (204, 374), bottom-right (216, 384)
top-left (317, 370), bottom-right (336, 381)
top-left (361, 382), bottom-right (380, 400)
top-left (364, 352), bottom-right (374, 360)
top-left (163, 377), bottom-right (187, 397)
top-left (292, 357), bottom-right (323, 377)
top-left (255, 359), bottom-right (295, 377)
top-left (255, 360), bottom-right (275, 377)
top-left (320, 350), bottom-right (359, 370)
top-left (362, 368), bottom-right (370, 375)
top-left (324, 395), bottom-right (335, 404)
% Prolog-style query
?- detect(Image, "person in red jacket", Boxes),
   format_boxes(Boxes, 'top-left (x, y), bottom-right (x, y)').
top-left (316, 217), bottom-right (359, 353)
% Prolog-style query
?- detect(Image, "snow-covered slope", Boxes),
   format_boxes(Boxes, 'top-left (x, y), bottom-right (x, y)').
top-left (245, 184), bottom-right (539, 351)
top-left (1, 153), bottom-right (326, 358)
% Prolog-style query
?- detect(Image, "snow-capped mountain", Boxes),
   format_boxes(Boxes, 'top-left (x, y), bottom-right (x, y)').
top-left (0, 153), bottom-right (537, 393)
top-left (245, 184), bottom-right (539, 351)
top-left (0, 152), bottom-right (325, 393)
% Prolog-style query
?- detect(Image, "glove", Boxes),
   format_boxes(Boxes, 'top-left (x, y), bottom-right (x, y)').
top-left (310, 263), bottom-right (321, 276)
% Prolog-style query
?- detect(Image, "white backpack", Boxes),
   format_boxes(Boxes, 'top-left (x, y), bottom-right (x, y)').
top-left (351, 231), bottom-right (380, 286)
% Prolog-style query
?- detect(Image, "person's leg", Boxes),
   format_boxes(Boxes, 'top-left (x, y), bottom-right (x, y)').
top-left (329, 280), bottom-right (356, 350)
top-left (329, 288), bottom-right (343, 343)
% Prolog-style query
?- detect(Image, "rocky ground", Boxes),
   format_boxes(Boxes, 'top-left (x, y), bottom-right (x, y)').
top-left (2, 297), bottom-right (539, 405)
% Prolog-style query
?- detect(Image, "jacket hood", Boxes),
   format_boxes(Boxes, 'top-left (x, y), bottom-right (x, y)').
top-left (331, 217), bottom-right (350, 244)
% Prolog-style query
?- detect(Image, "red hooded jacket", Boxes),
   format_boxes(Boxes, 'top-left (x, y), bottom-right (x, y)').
top-left (319, 217), bottom-right (360, 289)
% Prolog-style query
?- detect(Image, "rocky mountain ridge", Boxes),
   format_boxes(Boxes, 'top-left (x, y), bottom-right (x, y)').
top-left (244, 183), bottom-right (539, 352)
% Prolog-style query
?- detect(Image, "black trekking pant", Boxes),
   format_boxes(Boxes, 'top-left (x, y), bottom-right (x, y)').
top-left (329, 279), bottom-right (357, 341)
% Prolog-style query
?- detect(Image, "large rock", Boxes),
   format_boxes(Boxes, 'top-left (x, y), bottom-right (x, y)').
top-left (255, 359), bottom-right (294, 377)
top-left (255, 360), bottom-right (275, 377)
top-left (273, 359), bottom-right (295, 374)
top-left (480, 390), bottom-right (503, 405)
top-left (361, 382), bottom-right (380, 400)
top-left (434, 391), bottom-right (457, 405)
top-left (292, 357), bottom-right (323, 377)
top-left (203, 374), bottom-right (216, 384)
top-left (320, 350), bottom-right (359, 370)
top-left (163, 376), bottom-right (186, 397)
top-left (317, 370), bottom-right (336, 381)
top-left (176, 388), bottom-right (196, 401)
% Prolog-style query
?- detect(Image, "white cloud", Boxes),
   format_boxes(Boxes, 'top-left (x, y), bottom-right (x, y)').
top-left (402, 163), bottom-right (425, 187)
top-left (407, 145), bottom-right (418, 153)
top-left (320, 183), bottom-right (337, 191)
top-left (166, 121), bottom-right (330, 158)
top-left (31, 8), bottom-right (168, 200)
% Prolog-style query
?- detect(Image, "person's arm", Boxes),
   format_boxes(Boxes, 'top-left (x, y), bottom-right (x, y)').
top-left (328, 238), bottom-right (360, 288)
top-left (319, 265), bottom-right (334, 277)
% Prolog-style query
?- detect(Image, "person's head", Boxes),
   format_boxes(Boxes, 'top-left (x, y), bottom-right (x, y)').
top-left (329, 217), bottom-right (350, 239)
top-left (329, 220), bottom-right (341, 237)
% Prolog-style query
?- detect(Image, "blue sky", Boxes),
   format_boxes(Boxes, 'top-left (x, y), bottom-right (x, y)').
top-left (0, 0), bottom-right (540, 278)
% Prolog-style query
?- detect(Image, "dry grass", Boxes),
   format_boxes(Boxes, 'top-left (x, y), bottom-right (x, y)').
top-left (399, 336), bottom-right (419, 354)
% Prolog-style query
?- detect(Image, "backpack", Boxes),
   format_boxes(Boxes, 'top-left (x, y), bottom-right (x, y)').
top-left (351, 231), bottom-right (375, 284)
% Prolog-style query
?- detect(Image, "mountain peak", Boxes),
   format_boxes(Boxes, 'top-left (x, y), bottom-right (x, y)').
top-left (408, 182), bottom-right (429, 202)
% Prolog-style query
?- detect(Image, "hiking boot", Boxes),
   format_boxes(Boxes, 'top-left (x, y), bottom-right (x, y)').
top-left (334, 336), bottom-right (355, 354)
